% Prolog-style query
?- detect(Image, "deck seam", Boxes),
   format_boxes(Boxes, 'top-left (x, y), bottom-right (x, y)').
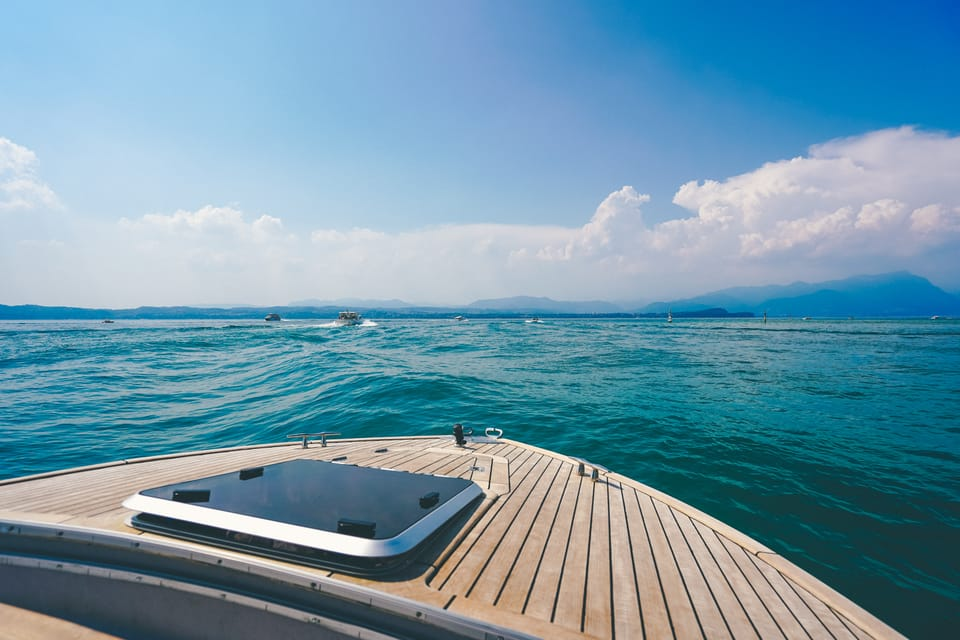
top-left (746, 549), bottom-right (815, 639)
top-left (616, 482), bottom-right (645, 639)
top-left (710, 529), bottom-right (787, 639)
top-left (579, 478), bottom-right (596, 633)
top-left (520, 462), bottom-right (573, 615)
top-left (492, 459), bottom-right (564, 606)
top-left (605, 479), bottom-right (615, 639)
top-left (689, 514), bottom-right (762, 639)
top-left (550, 471), bottom-right (585, 624)
top-left (668, 506), bottom-right (736, 639)
top-left (834, 610), bottom-right (870, 640)
top-left (432, 448), bottom-right (538, 591)
top-left (463, 454), bottom-right (554, 598)
top-left (776, 566), bottom-right (840, 640)
top-left (653, 495), bottom-right (707, 639)
top-left (633, 488), bottom-right (675, 639)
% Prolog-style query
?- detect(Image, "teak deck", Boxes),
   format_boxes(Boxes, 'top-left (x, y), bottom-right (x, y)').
top-left (0, 435), bottom-right (904, 639)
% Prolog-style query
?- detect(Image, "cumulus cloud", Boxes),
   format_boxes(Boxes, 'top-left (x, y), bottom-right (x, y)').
top-left (0, 137), bottom-right (60, 212)
top-left (122, 206), bottom-right (288, 242)
top-left (4, 127), bottom-right (959, 307)
top-left (661, 126), bottom-right (960, 284)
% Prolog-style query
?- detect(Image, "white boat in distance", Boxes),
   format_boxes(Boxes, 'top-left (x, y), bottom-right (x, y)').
top-left (335, 310), bottom-right (362, 326)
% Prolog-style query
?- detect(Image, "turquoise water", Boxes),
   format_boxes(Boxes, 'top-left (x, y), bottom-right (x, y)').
top-left (1, 318), bottom-right (957, 637)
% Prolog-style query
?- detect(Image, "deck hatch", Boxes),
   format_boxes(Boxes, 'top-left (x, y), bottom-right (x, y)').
top-left (123, 459), bottom-right (482, 574)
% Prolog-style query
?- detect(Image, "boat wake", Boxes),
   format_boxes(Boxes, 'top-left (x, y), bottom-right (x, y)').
top-left (309, 320), bottom-right (378, 328)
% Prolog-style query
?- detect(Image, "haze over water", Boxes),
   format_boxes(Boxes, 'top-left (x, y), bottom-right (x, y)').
top-left (1, 317), bottom-right (957, 638)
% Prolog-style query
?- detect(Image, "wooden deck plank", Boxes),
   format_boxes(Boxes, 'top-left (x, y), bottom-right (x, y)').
top-left (488, 449), bottom-right (513, 491)
top-left (500, 442), bottom-right (529, 463)
top-left (835, 611), bottom-right (874, 640)
top-left (466, 456), bottom-right (563, 605)
top-left (62, 450), bottom-right (317, 515)
top-left (552, 470), bottom-right (594, 631)
top-left (429, 449), bottom-right (539, 591)
top-left (1, 440), bottom-right (439, 516)
top-left (791, 580), bottom-right (860, 640)
top-left (467, 443), bottom-right (501, 457)
top-left (479, 442), bottom-right (512, 459)
top-left (674, 510), bottom-right (758, 639)
top-left (637, 492), bottom-right (702, 639)
top-left (468, 456), bottom-right (492, 488)
top-left (495, 462), bottom-right (573, 613)
top-left (654, 499), bottom-right (732, 639)
top-left (397, 452), bottom-right (455, 474)
top-left (427, 453), bottom-right (475, 478)
top-left (522, 464), bottom-right (583, 622)
top-left (655, 499), bottom-right (732, 639)
top-left (752, 553), bottom-right (832, 638)
top-left (0, 442), bottom-right (417, 514)
top-left (360, 447), bottom-right (432, 471)
top-left (692, 520), bottom-right (785, 640)
top-left (607, 479), bottom-right (644, 640)
top-left (0, 458), bottom-right (252, 512)
top-left (620, 484), bottom-right (672, 639)
top-left (583, 476), bottom-right (613, 638)
top-left (435, 451), bottom-right (548, 597)
top-left (718, 536), bottom-right (810, 639)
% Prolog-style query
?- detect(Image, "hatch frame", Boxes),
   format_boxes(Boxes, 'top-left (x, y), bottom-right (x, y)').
top-left (122, 459), bottom-right (484, 573)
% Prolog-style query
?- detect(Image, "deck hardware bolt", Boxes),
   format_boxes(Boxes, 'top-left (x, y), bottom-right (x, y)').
top-left (577, 462), bottom-right (585, 476)
top-left (591, 468), bottom-right (599, 482)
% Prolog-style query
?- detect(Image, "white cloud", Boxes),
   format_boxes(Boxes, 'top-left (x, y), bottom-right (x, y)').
top-left (3, 127), bottom-right (959, 307)
top-left (659, 126), bottom-right (960, 286)
top-left (126, 206), bottom-right (248, 236)
top-left (0, 138), bottom-right (60, 212)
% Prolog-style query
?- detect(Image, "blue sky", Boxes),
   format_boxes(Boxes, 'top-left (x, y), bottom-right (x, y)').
top-left (2, 1), bottom-right (959, 306)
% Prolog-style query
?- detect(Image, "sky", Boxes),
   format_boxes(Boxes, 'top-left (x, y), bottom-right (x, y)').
top-left (2, 0), bottom-right (959, 307)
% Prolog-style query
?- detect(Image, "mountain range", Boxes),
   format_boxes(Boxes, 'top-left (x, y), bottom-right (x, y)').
top-left (636, 272), bottom-right (960, 317)
top-left (1, 272), bottom-right (957, 319)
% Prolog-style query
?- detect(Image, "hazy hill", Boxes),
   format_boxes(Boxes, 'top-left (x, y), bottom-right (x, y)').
top-left (3, 272), bottom-right (956, 319)
top-left (467, 296), bottom-right (625, 314)
top-left (639, 272), bottom-right (960, 317)
top-left (288, 297), bottom-right (414, 309)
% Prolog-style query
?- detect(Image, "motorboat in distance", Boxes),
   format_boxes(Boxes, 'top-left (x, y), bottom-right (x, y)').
top-left (335, 311), bottom-right (363, 326)
top-left (264, 313), bottom-right (282, 322)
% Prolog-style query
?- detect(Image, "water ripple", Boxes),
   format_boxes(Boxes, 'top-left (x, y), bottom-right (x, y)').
top-left (0, 318), bottom-right (957, 637)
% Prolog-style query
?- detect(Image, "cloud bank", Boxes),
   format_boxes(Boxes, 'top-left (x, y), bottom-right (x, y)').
top-left (0, 137), bottom-right (60, 213)
top-left (2, 127), bottom-right (959, 306)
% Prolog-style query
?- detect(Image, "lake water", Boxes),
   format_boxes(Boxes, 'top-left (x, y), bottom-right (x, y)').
top-left (1, 317), bottom-right (957, 637)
